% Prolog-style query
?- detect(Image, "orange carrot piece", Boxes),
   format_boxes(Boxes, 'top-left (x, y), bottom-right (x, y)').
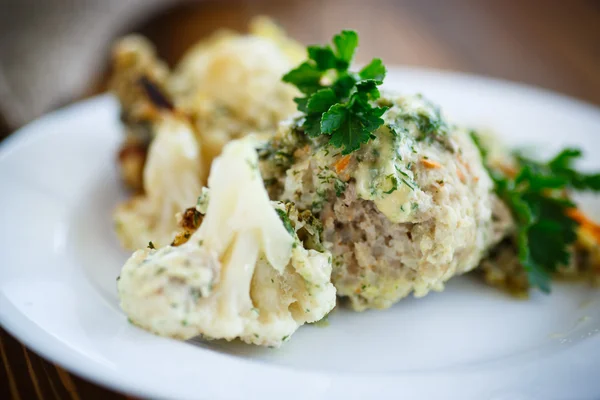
top-left (334, 155), bottom-right (352, 174)
top-left (457, 168), bottom-right (466, 183)
top-left (498, 164), bottom-right (518, 178)
top-left (567, 208), bottom-right (588, 224)
top-left (568, 208), bottom-right (600, 243)
top-left (421, 158), bottom-right (442, 169)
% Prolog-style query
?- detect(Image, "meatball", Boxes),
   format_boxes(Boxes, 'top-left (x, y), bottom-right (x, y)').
top-left (262, 94), bottom-right (510, 310)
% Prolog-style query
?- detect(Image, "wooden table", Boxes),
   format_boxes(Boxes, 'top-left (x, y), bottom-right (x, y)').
top-left (2, 0), bottom-right (599, 398)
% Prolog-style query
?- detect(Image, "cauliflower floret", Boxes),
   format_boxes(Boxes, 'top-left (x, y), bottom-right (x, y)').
top-left (168, 23), bottom-right (300, 178)
top-left (110, 35), bottom-right (171, 192)
top-left (114, 115), bottom-right (203, 250)
top-left (118, 138), bottom-right (336, 347)
top-left (110, 19), bottom-right (301, 251)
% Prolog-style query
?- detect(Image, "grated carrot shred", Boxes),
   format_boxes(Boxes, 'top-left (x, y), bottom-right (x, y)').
top-left (421, 158), bottom-right (442, 169)
top-left (334, 155), bottom-right (352, 174)
top-left (457, 168), bottom-right (466, 183)
top-left (567, 208), bottom-right (600, 243)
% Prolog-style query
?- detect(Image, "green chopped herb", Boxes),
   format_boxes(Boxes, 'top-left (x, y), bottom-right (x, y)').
top-left (400, 177), bottom-right (416, 190)
top-left (190, 288), bottom-right (202, 302)
top-left (275, 208), bottom-right (295, 235)
top-left (395, 166), bottom-right (416, 190)
top-left (334, 178), bottom-right (347, 197)
top-left (282, 30), bottom-right (388, 154)
top-left (147, 241), bottom-right (156, 249)
top-left (383, 175), bottom-right (398, 194)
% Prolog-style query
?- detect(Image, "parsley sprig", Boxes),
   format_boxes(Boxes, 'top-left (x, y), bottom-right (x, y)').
top-left (472, 133), bottom-right (600, 292)
top-left (282, 31), bottom-right (389, 154)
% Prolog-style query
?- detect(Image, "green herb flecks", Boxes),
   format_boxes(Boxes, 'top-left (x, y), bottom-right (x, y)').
top-left (275, 208), bottom-right (295, 236)
top-left (399, 103), bottom-right (451, 150)
top-left (283, 31), bottom-right (389, 154)
top-left (334, 178), bottom-right (347, 197)
top-left (383, 175), bottom-right (398, 194)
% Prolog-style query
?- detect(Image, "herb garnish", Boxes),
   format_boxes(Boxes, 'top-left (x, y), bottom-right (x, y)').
top-left (275, 208), bottom-right (295, 236)
top-left (147, 241), bottom-right (156, 249)
top-left (282, 31), bottom-right (388, 154)
top-left (472, 132), bottom-right (600, 292)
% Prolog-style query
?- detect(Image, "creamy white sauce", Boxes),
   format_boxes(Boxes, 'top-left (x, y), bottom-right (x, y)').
top-left (354, 124), bottom-right (418, 223)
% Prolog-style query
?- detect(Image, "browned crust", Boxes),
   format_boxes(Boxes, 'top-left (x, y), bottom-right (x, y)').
top-left (171, 207), bottom-right (204, 246)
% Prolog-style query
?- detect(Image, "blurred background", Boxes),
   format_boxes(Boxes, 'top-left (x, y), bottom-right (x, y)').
top-left (1, 0), bottom-right (599, 140)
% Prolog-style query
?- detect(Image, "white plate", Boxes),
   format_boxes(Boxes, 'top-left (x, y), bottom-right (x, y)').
top-left (1, 67), bottom-right (600, 400)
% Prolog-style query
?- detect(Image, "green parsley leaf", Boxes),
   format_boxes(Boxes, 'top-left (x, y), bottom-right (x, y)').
top-left (359, 58), bottom-right (386, 81)
top-left (302, 115), bottom-right (323, 137)
top-left (355, 79), bottom-right (382, 100)
top-left (548, 148), bottom-right (600, 191)
top-left (306, 88), bottom-right (338, 113)
top-left (332, 74), bottom-right (357, 98)
top-left (307, 46), bottom-right (338, 70)
top-left (303, 89), bottom-right (338, 137)
top-left (549, 148), bottom-right (581, 170)
top-left (329, 103), bottom-right (387, 154)
top-left (321, 103), bottom-right (348, 134)
top-left (294, 97), bottom-right (309, 113)
top-left (472, 132), bottom-right (600, 293)
top-left (333, 30), bottom-right (358, 64)
top-left (282, 62), bottom-right (323, 94)
top-left (283, 30), bottom-right (388, 154)
top-left (147, 241), bottom-right (156, 249)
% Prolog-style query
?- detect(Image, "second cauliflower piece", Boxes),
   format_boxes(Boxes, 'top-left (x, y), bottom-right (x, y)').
top-left (110, 19), bottom-right (302, 251)
top-left (118, 138), bottom-right (336, 347)
top-left (114, 114), bottom-right (203, 250)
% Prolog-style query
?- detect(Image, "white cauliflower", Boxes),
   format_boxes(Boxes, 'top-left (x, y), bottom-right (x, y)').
top-left (111, 19), bottom-right (302, 251)
top-left (114, 114), bottom-right (203, 250)
top-left (167, 22), bottom-right (301, 179)
top-left (117, 138), bottom-right (336, 347)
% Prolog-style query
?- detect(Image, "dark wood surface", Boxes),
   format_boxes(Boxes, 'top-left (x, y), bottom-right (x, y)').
top-left (2, 0), bottom-right (600, 398)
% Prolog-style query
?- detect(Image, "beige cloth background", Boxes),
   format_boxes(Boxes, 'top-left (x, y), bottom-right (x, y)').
top-left (0, 0), bottom-right (175, 128)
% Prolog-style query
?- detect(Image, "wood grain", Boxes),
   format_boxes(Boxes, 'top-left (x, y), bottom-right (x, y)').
top-left (1, 0), bottom-right (600, 398)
